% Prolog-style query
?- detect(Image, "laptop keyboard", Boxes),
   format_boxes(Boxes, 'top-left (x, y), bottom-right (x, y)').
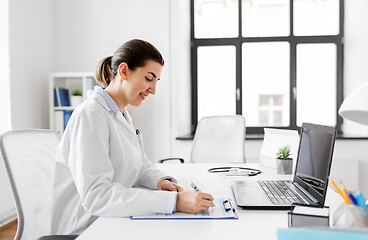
top-left (258, 181), bottom-right (305, 205)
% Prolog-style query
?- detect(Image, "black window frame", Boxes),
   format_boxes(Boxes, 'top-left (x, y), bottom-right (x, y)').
top-left (190, 0), bottom-right (344, 135)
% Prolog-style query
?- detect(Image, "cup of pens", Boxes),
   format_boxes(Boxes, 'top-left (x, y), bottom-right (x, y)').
top-left (330, 179), bottom-right (368, 228)
top-left (333, 203), bottom-right (368, 228)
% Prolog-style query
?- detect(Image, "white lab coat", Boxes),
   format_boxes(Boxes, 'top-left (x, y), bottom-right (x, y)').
top-left (51, 89), bottom-right (177, 235)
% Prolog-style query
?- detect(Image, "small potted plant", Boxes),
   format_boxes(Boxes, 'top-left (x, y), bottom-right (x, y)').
top-left (70, 89), bottom-right (83, 107)
top-left (276, 146), bottom-right (293, 174)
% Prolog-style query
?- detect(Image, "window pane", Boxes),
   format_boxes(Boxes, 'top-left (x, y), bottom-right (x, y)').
top-left (198, 46), bottom-right (236, 120)
top-left (194, 0), bottom-right (238, 38)
top-left (294, 0), bottom-right (339, 36)
top-left (242, 0), bottom-right (289, 37)
top-left (242, 42), bottom-right (290, 127)
top-left (296, 44), bottom-right (336, 126)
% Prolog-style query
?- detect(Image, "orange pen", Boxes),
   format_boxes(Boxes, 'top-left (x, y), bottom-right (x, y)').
top-left (330, 179), bottom-right (350, 204)
top-left (339, 180), bottom-right (351, 204)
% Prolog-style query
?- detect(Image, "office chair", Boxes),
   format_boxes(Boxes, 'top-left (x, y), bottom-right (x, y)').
top-left (159, 115), bottom-right (246, 163)
top-left (191, 115), bottom-right (246, 163)
top-left (0, 129), bottom-right (77, 240)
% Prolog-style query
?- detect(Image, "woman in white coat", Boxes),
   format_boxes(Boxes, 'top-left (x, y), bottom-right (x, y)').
top-left (51, 39), bottom-right (214, 235)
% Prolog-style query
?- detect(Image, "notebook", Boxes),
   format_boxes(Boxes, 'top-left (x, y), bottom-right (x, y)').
top-left (232, 122), bottom-right (337, 210)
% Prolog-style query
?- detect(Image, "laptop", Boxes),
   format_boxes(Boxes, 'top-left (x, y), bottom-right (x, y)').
top-left (232, 122), bottom-right (337, 210)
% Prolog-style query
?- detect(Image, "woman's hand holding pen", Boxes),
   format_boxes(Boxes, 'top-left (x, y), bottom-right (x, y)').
top-left (157, 179), bottom-right (184, 192)
top-left (176, 191), bottom-right (215, 214)
top-left (159, 180), bottom-right (214, 214)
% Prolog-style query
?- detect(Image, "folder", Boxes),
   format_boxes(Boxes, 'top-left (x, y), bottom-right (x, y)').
top-left (55, 87), bottom-right (70, 106)
top-left (131, 198), bottom-right (238, 220)
top-left (63, 111), bottom-right (73, 129)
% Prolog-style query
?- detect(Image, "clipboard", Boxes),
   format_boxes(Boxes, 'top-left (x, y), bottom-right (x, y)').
top-left (131, 198), bottom-right (238, 220)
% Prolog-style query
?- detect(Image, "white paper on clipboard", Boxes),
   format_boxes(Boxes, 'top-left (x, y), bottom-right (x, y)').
top-left (259, 128), bottom-right (299, 169)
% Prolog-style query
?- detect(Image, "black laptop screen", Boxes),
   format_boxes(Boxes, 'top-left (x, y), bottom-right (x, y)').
top-left (293, 123), bottom-right (336, 205)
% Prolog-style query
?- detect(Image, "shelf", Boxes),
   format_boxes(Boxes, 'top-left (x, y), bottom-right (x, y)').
top-left (50, 72), bottom-right (97, 136)
top-left (54, 106), bottom-right (75, 111)
top-left (50, 72), bottom-right (95, 78)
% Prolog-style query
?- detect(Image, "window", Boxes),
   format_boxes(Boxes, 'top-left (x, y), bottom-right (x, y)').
top-left (197, 46), bottom-right (236, 120)
top-left (191, 0), bottom-right (343, 134)
top-left (259, 94), bottom-right (286, 126)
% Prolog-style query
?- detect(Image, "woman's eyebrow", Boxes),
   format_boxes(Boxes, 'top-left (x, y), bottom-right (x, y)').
top-left (148, 72), bottom-right (160, 81)
top-left (148, 72), bottom-right (157, 79)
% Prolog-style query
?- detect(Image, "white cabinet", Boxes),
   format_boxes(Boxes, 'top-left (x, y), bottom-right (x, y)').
top-left (49, 72), bottom-right (98, 135)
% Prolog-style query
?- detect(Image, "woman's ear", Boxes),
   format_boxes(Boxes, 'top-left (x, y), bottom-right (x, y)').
top-left (118, 62), bottom-right (128, 81)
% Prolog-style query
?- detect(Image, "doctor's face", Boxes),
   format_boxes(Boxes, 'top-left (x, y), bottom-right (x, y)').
top-left (123, 60), bottom-right (162, 107)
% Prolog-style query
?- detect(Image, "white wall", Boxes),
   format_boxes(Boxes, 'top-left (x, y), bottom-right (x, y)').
top-left (0, 0), bottom-right (11, 135)
top-left (170, 1), bottom-right (193, 159)
top-left (338, 0), bottom-right (368, 194)
top-left (0, 0), bottom-right (16, 227)
top-left (9, 0), bottom-right (54, 129)
top-left (341, 0), bottom-right (368, 136)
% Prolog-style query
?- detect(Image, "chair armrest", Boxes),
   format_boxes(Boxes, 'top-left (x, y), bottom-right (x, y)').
top-left (158, 158), bottom-right (184, 164)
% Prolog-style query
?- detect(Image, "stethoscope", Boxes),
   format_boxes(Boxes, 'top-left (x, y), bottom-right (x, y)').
top-left (136, 129), bottom-right (145, 156)
top-left (208, 167), bottom-right (262, 176)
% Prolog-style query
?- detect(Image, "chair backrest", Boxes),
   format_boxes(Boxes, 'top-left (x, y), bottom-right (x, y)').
top-left (0, 129), bottom-right (60, 240)
top-left (191, 115), bottom-right (246, 163)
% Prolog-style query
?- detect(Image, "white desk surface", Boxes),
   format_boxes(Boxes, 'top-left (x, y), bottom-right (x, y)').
top-left (76, 163), bottom-right (343, 240)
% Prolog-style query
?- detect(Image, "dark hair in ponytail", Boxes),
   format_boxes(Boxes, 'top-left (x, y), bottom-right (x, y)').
top-left (95, 39), bottom-right (164, 87)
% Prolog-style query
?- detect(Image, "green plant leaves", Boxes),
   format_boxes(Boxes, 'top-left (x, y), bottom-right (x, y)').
top-left (72, 89), bottom-right (83, 96)
top-left (277, 146), bottom-right (292, 160)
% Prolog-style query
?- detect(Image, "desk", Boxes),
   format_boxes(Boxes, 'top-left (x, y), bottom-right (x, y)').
top-left (76, 163), bottom-right (343, 240)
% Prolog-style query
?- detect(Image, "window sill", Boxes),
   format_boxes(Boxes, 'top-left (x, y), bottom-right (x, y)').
top-left (176, 134), bottom-right (264, 140)
top-left (176, 133), bottom-right (368, 141)
top-left (336, 133), bottom-right (368, 140)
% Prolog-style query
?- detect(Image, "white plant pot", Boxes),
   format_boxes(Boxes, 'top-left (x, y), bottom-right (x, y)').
top-left (276, 159), bottom-right (293, 175)
top-left (71, 96), bottom-right (83, 107)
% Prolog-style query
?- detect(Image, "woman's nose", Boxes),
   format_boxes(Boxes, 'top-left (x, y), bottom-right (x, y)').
top-left (148, 83), bottom-right (156, 95)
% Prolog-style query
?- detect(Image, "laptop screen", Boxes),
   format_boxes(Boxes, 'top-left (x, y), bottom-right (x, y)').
top-left (293, 123), bottom-right (337, 205)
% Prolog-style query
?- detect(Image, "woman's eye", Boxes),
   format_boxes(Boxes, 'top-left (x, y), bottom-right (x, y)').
top-left (145, 77), bottom-right (152, 81)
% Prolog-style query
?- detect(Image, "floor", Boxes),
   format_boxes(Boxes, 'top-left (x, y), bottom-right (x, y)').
top-left (0, 220), bottom-right (17, 240)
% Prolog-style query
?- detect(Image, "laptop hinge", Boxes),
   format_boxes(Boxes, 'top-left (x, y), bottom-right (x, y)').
top-left (293, 182), bottom-right (319, 203)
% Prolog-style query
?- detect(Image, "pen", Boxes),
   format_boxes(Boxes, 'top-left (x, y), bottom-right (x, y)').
top-left (348, 193), bottom-right (358, 206)
top-left (355, 191), bottom-right (367, 208)
top-left (339, 180), bottom-right (351, 204)
top-left (330, 179), bottom-right (350, 204)
top-left (190, 182), bottom-right (201, 192)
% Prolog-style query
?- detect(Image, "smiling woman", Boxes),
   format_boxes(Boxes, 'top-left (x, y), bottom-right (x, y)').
top-left (51, 39), bottom-right (215, 235)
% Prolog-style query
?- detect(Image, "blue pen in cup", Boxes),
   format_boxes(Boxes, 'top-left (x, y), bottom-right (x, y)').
top-left (190, 182), bottom-right (201, 192)
top-left (348, 193), bottom-right (358, 206)
top-left (355, 192), bottom-right (367, 208)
